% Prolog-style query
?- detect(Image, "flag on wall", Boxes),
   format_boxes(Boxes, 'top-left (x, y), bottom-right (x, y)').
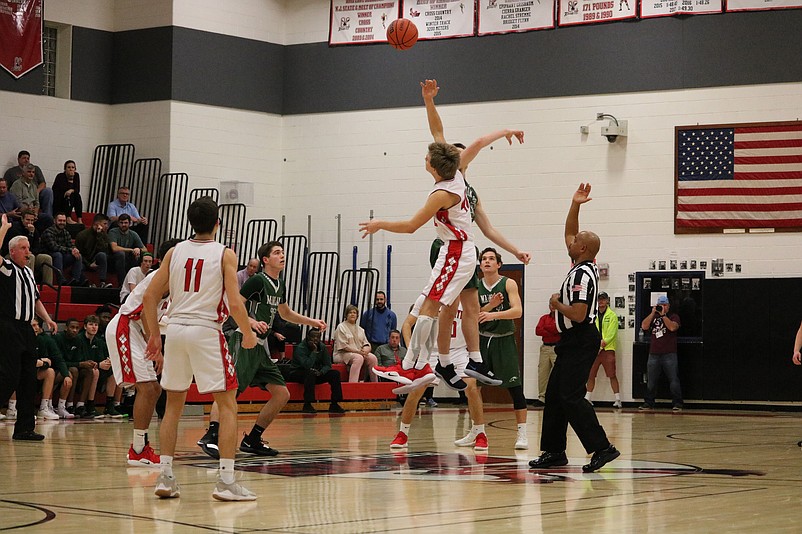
top-left (403, 0), bottom-right (476, 40)
top-left (329, 0), bottom-right (400, 45)
top-left (727, 0), bottom-right (802, 12)
top-left (0, 0), bottom-right (43, 79)
top-left (675, 121), bottom-right (802, 233)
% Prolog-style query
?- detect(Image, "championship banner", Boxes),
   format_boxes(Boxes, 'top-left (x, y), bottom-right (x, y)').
top-left (0, 0), bottom-right (43, 79)
top-left (329, 0), bottom-right (400, 45)
top-left (478, 0), bottom-right (556, 34)
top-left (641, 0), bottom-right (721, 18)
top-left (726, 0), bottom-right (802, 11)
top-left (675, 121), bottom-right (802, 234)
top-left (402, 0), bottom-right (476, 40)
top-left (557, 0), bottom-right (636, 26)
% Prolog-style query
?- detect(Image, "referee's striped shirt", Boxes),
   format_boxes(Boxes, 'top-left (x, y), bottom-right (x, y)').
top-left (0, 257), bottom-right (39, 322)
top-left (556, 260), bottom-right (599, 333)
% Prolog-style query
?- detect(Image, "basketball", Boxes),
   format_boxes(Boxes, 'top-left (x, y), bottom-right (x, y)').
top-left (387, 18), bottom-right (418, 51)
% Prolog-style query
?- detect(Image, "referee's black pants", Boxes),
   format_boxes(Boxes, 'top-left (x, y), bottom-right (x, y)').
top-left (540, 323), bottom-right (610, 454)
top-left (0, 318), bottom-right (37, 434)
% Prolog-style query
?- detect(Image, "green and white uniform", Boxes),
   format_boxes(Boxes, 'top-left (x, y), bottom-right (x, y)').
top-left (478, 276), bottom-right (521, 388)
top-left (229, 271), bottom-right (287, 393)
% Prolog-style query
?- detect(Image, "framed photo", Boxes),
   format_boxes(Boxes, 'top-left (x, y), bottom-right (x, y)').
top-left (643, 278), bottom-right (651, 289)
top-left (700, 260), bottom-right (708, 269)
top-left (629, 284), bottom-right (635, 292)
top-left (661, 278), bottom-right (670, 289)
top-left (670, 259), bottom-right (678, 270)
top-left (628, 318), bottom-right (635, 328)
top-left (628, 304), bottom-right (635, 316)
top-left (680, 260), bottom-right (688, 270)
top-left (726, 263), bottom-right (734, 272)
top-left (628, 273), bottom-right (635, 283)
top-left (615, 296), bottom-right (625, 308)
top-left (735, 264), bottom-right (742, 273)
top-left (690, 260), bottom-right (697, 269)
top-left (649, 260), bottom-right (656, 270)
top-left (692, 278), bottom-right (701, 290)
top-left (618, 315), bottom-right (626, 329)
top-left (671, 278), bottom-right (680, 289)
top-left (658, 260), bottom-right (666, 270)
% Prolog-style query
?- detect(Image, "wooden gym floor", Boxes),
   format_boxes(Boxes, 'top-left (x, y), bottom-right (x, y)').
top-left (1, 404), bottom-right (801, 533)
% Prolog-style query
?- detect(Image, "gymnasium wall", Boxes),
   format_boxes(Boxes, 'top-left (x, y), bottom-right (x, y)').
top-left (1, 0), bottom-right (802, 402)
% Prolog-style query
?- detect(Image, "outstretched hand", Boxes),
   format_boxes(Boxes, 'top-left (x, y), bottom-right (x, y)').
top-left (573, 183), bottom-right (592, 205)
top-left (420, 79), bottom-right (439, 100)
top-left (358, 220), bottom-right (381, 239)
top-left (0, 213), bottom-right (11, 233)
top-left (505, 130), bottom-right (524, 145)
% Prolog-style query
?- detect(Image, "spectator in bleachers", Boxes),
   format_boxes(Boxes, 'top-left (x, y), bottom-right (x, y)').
top-left (334, 304), bottom-right (379, 383)
top-left (108, 186), bottom-right (149, 243)
top-left (42, 213), bottom-right (85, 286)
top-left (52, 160), bottom-right (83, 224)
top-left (94, 305), bottom-right (113, 337)
top-left (3, 150), bottom-right (54, 218)
top-left (0, 178), bottom-right (21, 220)
top-left (361, 291), bottom-right (397, 352)
top-left (237, 257), bottom-right (260, 288)
top-left (3, 210), bottom-right (53, 285)
top-left (109, 213), bottom-right (146, 277)
top-left (287, 328), bottom-right (346, 414)
top-left (31, 317), bottom-right (75, 419)
top-left (10, 164), bottom-right (53, 229)
top-left (56, 317), bottom-right (101, 418)
top-left (81, 314), bottom-right (123, 418)
top-left (375, 329), bottom-right (407, 367)
top-left (76, 213), bottom-right (124, 288)
top-left (120, 252), bottom-right (152, 303)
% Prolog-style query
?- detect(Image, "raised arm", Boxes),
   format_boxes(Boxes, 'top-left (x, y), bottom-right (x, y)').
top-left (421, 79), bottom-right (446, 143)
top-left (359, 190), bottom-right (455, 238)
top-left (565, 183), bottom-right (592, 249)
top-left (473, 198), bottom-right (531, 264)
top-left (459, 129), bottom-right (524, 170)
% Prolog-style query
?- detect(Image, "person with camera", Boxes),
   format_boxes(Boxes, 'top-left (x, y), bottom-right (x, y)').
top-left (639, 295), bottom-right (683, 411)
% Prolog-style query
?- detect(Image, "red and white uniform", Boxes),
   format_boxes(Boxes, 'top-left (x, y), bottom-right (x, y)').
top-left (106, 271), bottom-right (168, 387)
top-left (422, 171), bottom-right (477, 306)
top-left (161, 239), bottom-right (237, 394)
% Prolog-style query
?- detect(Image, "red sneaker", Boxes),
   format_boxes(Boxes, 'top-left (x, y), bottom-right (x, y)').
top-left (373, 363), bottom-right (416, 385)
top-left (127, 443), bottom-right (160, 467)
top-left (390, 431), bottom-right (409, 449)
top-left (474, 432), bottom-right (489, 451)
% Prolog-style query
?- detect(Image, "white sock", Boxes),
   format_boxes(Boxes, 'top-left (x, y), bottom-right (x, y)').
top-left (468, 351), bottom-right (482, 363)
top-left (584, 392), bottom-right (591, 401)
top-left (40, 399), bottom-right (48, 411)
top-left (77, 401), bottom-right (84, 408)
top-left (517, 423), bottom-right (526, 433)
top-left (133, 429), bottom-right (147, 454)
top-left (220, 459), bottom-right (235, 484)
top-left (473, 424), bottom-right (485, 435)
top-left (615, 393), bottom-right (621, 401)
top-left (66, 401), bottom-right (73, 408)
top-left (47, 399), bottom-right (54, 410)
top-left (400, 422), bottom-right (411, 434)
top-left (58, 399), bottom-right (66, 410)
top-left (160, 456), bottom-right (174, 477)
top-left (437, 352), bottom-right (452, 366)
top-left (8, 400), bottom-right (16, 410)
top-left (406, 315), bottom-right (436, 370)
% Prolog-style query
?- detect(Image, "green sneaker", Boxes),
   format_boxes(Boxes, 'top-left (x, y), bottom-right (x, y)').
top-left (104, 405), bottom-right (125, 419)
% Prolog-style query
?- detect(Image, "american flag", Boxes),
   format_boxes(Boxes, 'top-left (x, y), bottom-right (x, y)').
top-left (675, 121), bottom-right (802, 232)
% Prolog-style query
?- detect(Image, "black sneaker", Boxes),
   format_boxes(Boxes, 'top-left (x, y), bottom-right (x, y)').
top-left (328, 403), bottom-right (346, 414)
top-left (582, 444), bottom-right (620, 473)
top-left (464, 360), bottom-right (503, 386)
top-left (12, 431), bottom-right (45, 441)
top-left (434, 363), bottom-right (467, 391)
top-left (302, 403), bottom-right (317, 414)
top-left (530, 399), bottom-right (546, 407)
top-left (198, 430), bottom-right (220, 459)
top-left (529, 451), bottom-right (569, 469)
top-left (239, 433), bottom-right (279, 456)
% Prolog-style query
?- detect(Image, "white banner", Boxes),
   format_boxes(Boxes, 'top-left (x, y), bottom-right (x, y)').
top-left (478, 0), bottom-right (556, 34)
top-left (557, 0), bottom-right (637, 26)
top-left (402, 0), bottom-right (476, 40)
top-left (329, 0), bottom-right (400, 45)
top-left (726, 0), bottom-right (802, 11)
top-left (641, 0), bottom-right (721, 18)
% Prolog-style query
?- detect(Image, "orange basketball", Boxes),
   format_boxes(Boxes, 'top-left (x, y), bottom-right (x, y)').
top-left (387, 18), bottom-right (418, 51)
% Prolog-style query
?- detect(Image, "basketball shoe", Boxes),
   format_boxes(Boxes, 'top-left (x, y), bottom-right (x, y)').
top-left (372, 363), bottom-right (416, 385)
top-left (154, 473), bottom-right (180, 498)
top-left (434, 362), bottom-right (467, 391)
top-left (128, 443), bottom-right (160, 467)
top-left (390, 431), bottom-right (409, 449)
top-left (240, 432), bottom-right (279, 456)
top-left (474, 432), bottom-right (489, 451)
top-left (464, 360), bottom-right (503, 386)
top-left (212, 478), bottom-right (257, 502)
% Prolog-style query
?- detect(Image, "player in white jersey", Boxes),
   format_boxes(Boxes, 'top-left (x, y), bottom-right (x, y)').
top-left (144, 197), bottom-right (258, 502)
top-left (388, 295), bottom-right (489, 451)
top-left (107, 238), bottom-right (181, 468)
top-left (361, 143), bottom-right (477, 390)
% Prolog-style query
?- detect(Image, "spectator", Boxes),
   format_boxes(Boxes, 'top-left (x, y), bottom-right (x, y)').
top-left (585, 292), bottom-right (622, 408)
top-left (0, 178), bottom-right (21, 220)
top-left (3, 210), bottom-right (53, 285)
top-left (267, 313), bottom-right (301, 360)
top-left (107, 186), bottom-right (149, 243)
top-left (76, 213), bottom-right (124, 288)
top-left (237, 258), bottom-right (260, 288)
top-left (286, 328), bottom-right (346, 414)
top-left (10, 163), bottom-right (53, 229)
top-left (375, 329), bottom-right (407, 367)
top-left (120, 252), bottom-right (153, 302)
top-left (109, 213), bottom-right (146, 277)
top-left (81, 314), bottom-right (123, 418)
top-left (360, 291), bottom-right (397, 351)
top-left (94, 305), bottom-right (113, 337)
top-left (56, 317), bottom-right (100, 418)
top-left (51, 160), bottom-right (83, 224)
top-left (3, 150), bottom-right (53, 217)
top-left (534, 302), bottom-right (560, 407)
top-left (42, 213), bottom-right (85, 286)
top-left (32, 317), bottom-right (74, 418)
top-left (334, 304), bottom-right (378, 382)
top-left (639, 295), bottom-right (683, 411)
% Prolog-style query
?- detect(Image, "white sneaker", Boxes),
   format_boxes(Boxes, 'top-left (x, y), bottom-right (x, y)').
top-left (56, 406), bottom-right (75, 419)
top-left (5, 408), bottom-right (17, 420)
top-left (613, 400), bottom-right (623, 409)
top-left (454, 431), bottom-right (478, 447)
top-left (155, 473), bottom-right (180, 498)
top-left (515, 431), bottom-right (529, 450)
top-left (37, 408), bottom-right (60, 420)
top-left (212, 479), bottom-right (257, 501)
top-left (0, 412), bottom-right (5, 420)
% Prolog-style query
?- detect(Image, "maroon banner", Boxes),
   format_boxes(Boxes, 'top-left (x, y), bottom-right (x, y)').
top-left (0, 0), bottom-right (43, 79)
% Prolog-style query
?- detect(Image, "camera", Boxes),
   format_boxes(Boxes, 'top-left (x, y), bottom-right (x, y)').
top-left (655, 305), bottom-right (663, 313)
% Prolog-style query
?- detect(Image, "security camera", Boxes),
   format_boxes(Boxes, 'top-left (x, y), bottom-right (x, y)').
top-left (605, 134), bottom-right (618, 143)
top-left (600, 120), bottom-right (627, 143)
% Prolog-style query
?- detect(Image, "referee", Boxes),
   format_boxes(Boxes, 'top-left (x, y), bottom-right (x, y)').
top-left (529, 184), bottom-right (619, 473)
top-left (0, 214), bottom-right (59, 441)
